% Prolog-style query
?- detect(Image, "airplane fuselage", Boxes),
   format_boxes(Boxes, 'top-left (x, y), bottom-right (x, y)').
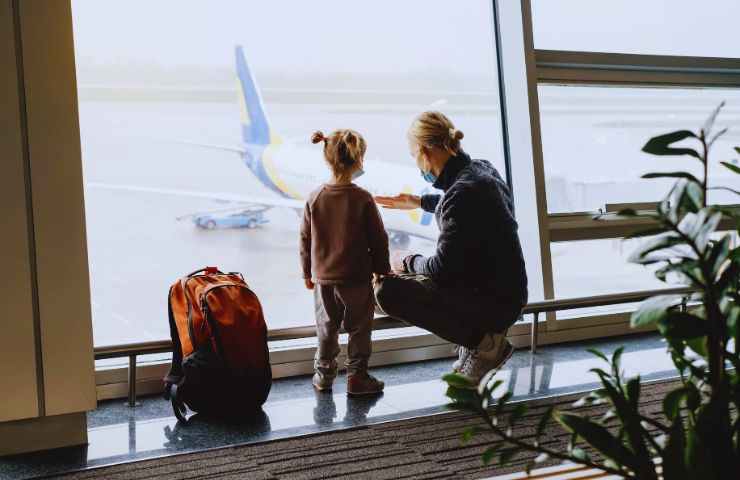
top-left (246, 141), bottom-right (440, 242)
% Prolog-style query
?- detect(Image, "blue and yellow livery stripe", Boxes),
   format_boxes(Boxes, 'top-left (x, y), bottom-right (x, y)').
top-left (401, 186), bottom-right (433, 225)
top-left (259, 145), bottom-right (303, 200)
top-left (235, 45), bottom-right (270, 146)
top-left (235, 45), bottom-right (302, 200)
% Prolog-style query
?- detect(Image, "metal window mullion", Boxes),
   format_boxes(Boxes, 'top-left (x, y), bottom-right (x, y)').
top-left (538, 69), bottom-right (740, 88)
top-left (536, 49), bottom-right (740, 87)
top-left (519, 0), bottom-right (557, 329)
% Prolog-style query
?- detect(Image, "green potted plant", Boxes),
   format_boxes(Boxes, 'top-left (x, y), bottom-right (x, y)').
top-left (444, 103), bottom-right (740, 478)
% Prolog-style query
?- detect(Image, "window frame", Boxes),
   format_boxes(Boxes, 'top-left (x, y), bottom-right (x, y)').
top-left (522, 0), bottom-right (740, 333)
top-left (33, 0), bottom-right (740, 395)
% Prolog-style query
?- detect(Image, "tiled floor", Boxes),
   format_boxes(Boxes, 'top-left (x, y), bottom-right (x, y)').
top-left (1, 333), bottom-right (677, 480)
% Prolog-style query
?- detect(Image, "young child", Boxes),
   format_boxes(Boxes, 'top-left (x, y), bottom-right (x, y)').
top-left (300, 129), bottom-right (390, 395)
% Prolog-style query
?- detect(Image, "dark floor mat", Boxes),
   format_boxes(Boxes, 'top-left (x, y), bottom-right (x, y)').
top-left (47, 379), bottom-right (679, 480)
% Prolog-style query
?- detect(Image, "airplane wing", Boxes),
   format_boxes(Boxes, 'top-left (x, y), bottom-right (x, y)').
top-left (86, 182), bottom-right (304, 210)
top-left (173, 140), bottom-right (246, 155)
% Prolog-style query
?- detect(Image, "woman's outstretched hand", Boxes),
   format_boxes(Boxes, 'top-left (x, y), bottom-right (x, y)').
top-left (374, 193), bottom-right (421, 210)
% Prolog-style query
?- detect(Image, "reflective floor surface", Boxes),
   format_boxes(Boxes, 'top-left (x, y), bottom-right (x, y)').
top-left (1, 333), bottom-right (677, 479)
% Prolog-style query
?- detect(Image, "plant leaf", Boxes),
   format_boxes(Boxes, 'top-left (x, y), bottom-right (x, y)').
top-left (481, 445), bottom-right (501, 465)
top-left (570, 447), bottom-right (589, 462)
top-left (627, 233), bottom-right (684, 265)
top-left (707, 235), bottom-right (731, 279)
top-left (663, 387), bottom-right (689, 421)
top-left (662, 412), bottom-right (687, 477)
top-left (720, 161), bottom-right (740, 175)
top-left (642, 171), bottom-right (701, 184)
top-left (642, 130), bottom-right (700, 159)
top-left (498, 447), bottom-right (519, 466)
top-left (686, 336), bottom-right (708, 358)
top-left (701, 101), bottom-right (725, 138)
top-left (611, 346), bottom-right (625, 371)
top-left (556, 412), bottom-right (637, 469)
top-left (708, 127), bottom-right (728, 147)
top-left (494, 391), bottom-right (513, 416)
top-left (462, 426), bottom-right (479, 444)
top-left (509, 404), bottom-right (528, 425)
top-left (445, 385), bottom-right (478, 406)
top-left (626, 376), bottom-right (641, 411)
top-left (708, 186), bottom-right (740, 196)
top-left (443, 372), bottom-right (476, 389)
top-left (587, 348), bottom-right (609, 363)
top-left (631, 295), bottom-right (682, 328)
top-left (658, 311), bottom-right (706, 340)
top-left (535, 406), bottom-right (555, 442)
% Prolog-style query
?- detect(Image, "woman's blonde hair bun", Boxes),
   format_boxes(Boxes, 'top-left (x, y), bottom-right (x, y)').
top-left (408, 111), bottom-right (464, 155)
top-left (311, 131), bottom-right (326, 144)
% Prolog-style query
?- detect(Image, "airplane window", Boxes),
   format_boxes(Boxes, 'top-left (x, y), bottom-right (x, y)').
top-left (532, 0), bottom-right (740, 58)
top-left (71, 0), bottom-right (505, 346)
top-left (540, 85), bottom-right (740, 214)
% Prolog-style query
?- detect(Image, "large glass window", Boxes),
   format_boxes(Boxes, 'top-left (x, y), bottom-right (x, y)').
top-left (551, 238), bottom-right (663, 318)
top-left (72, 0), bottom-right (505, 346)
top-left (532, 0), bottom-right (740, 58)
top-left (540, 86), bottom-right (740, 213)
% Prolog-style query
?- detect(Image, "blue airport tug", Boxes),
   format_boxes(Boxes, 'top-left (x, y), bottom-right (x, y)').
top-left (193, 206), bottom-right (269, 230)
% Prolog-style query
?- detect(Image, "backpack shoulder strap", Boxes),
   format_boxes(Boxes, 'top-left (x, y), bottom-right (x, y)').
top-left (164, 285), bottom-right (184, 385)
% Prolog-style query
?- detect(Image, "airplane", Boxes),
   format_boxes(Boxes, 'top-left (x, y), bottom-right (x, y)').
top-left (89, 45), bottom-right (440, 249)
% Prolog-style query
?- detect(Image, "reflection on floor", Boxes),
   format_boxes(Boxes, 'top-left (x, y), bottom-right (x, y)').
top-left (1, 333), bottom-right (676, 480)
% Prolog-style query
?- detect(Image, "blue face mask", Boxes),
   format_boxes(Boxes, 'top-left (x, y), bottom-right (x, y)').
top-left (420, 169), bottom-right (437, 184)
top-left (352, 168), bottom-right (365, 180)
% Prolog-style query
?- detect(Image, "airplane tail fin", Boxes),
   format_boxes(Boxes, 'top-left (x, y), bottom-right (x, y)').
top-left (235, 45), bottom-right (271, 146)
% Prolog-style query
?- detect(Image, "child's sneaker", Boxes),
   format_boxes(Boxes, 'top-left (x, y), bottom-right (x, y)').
top-left (312, 371), bottom-right (335, 392)
top-left (347, 372), bottom-right (384, 396)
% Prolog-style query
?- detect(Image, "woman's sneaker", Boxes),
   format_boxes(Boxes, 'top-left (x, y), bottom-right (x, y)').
top-left (459, 333), bottom-right (514, 384)
top-left (347, 372), bottom-right (384, 396)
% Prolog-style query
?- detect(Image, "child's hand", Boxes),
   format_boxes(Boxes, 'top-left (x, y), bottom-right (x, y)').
top-left (304, 278), bottom-right (315, 290)
top-left (390, 249), bottom-right (413, 273)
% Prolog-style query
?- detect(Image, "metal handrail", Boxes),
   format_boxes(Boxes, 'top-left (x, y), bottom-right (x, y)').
top-left (95, 286), bottom-right (693, 407)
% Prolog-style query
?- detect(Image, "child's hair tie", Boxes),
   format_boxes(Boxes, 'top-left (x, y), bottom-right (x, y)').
top-left (311, 131), bottom-right (327, 144)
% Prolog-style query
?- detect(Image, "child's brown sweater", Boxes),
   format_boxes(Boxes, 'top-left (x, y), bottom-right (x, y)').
top-left (300, 183), bottom-right (390, 284)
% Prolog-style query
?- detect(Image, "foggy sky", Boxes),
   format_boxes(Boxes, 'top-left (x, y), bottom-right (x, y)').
top-left (72, 0), bottom-right (738, 77)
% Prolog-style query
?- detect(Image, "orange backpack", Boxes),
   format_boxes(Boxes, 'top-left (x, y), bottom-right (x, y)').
top-left (164, 267), bottom-right (271, 421)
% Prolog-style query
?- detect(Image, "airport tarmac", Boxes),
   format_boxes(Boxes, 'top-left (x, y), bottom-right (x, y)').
top-left (79, 93), bottom-right (739, 346)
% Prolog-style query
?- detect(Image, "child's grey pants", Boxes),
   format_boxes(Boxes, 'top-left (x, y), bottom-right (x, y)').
top-left (314, 281), bottom-right (374, 377)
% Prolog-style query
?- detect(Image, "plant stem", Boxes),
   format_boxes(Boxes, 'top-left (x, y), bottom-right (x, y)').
top-left (474, 406), bottom-right (634, 478)
top-left (701, 133), bottom-right (708, 208)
